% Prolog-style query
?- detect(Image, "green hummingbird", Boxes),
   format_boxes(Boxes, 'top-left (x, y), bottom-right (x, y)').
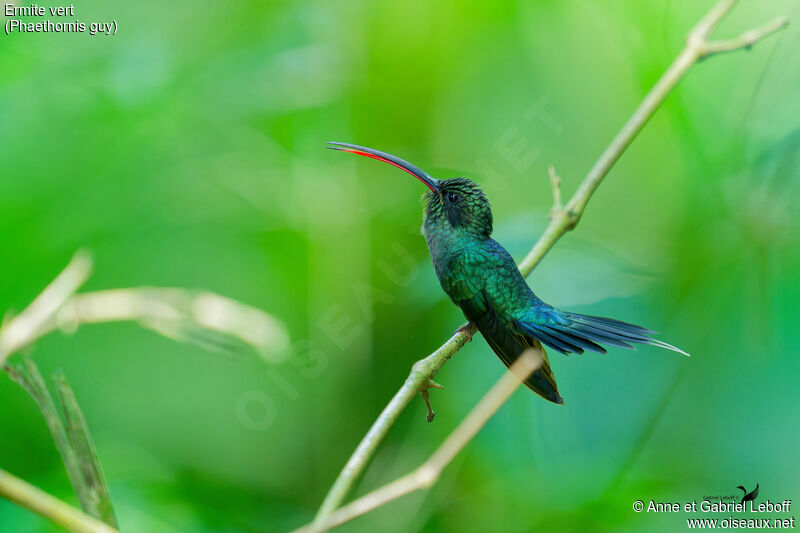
top-left (327, 142), bottom-right (688, 404)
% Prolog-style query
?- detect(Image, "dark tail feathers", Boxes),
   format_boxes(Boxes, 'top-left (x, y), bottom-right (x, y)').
top-left (519, 312), bottom-right (690, 357)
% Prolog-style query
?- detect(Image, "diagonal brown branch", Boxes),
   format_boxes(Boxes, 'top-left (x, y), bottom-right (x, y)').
top-left (308, 1), bottom-right (788, 530)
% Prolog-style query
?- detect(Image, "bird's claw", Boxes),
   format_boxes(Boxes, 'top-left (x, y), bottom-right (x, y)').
top-left (454, 324), bottom-right (473, 342)
top-left (420, 379), bottom-right (444, 423)
top-left (420, 389), bottom-right (435, 422)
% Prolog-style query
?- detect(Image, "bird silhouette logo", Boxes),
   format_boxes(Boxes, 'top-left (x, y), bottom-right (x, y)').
top-left (737, 483), bottom-right (759, 504)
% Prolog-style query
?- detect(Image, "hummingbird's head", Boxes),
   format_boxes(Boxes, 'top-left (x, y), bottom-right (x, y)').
top-left (326, 142), bottom-right (493, 237)
top-left (422, 177), bottom-right (492, 237)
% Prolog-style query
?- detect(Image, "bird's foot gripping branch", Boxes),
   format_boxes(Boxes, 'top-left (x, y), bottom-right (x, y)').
top-left (419, 378), bottom-right (445, 423)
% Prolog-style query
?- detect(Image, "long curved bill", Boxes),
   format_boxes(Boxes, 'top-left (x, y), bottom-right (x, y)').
top-left (326, 142), bottom-right (440, 193)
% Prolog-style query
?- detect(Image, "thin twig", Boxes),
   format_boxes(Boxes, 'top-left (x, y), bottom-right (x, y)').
top-left (0, 469), bottom-right (118, 533)
top-left (548, 165), bottom-right (562, 213)
top-left (56, 288), bottom-right (290, 363)
top-left (1, 285), bottom-right (289, 368)
top-left (308, 1), bottom-right (788, 529)
top-left (0, 256), bottom-right (290, 532)
top-left (0, 252), bottom-right (92, 367)
top-left (702, 16), bottom-right (788, 56)
top-left (295, 351), bottom-right (542, 532)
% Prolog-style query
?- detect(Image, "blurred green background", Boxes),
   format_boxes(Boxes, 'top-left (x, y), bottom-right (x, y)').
top-left (1, 1), bottom-right (799, 531)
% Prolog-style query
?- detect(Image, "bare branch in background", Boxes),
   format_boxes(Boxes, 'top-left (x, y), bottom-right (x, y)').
top-left (294, 350), bottom-right (542, 533)
top-left (57, 288), bottom-right (290, 363)
top-left (0, 255), bottom-right (290, 368)
top-left (0, 254), bottom-right (291, 532)
top-left (0, 469), bottom-right (118, 533)
top-left (701, 16), bottom-right (788, 56)
top-left (309, 1), bottom-right (789, 529)
top-left (0, 251), bottom-right (92, 366)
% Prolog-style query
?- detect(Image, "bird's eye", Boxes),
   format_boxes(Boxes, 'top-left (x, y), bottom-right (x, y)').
top-left (447, 192), bottom-right (460, 203)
